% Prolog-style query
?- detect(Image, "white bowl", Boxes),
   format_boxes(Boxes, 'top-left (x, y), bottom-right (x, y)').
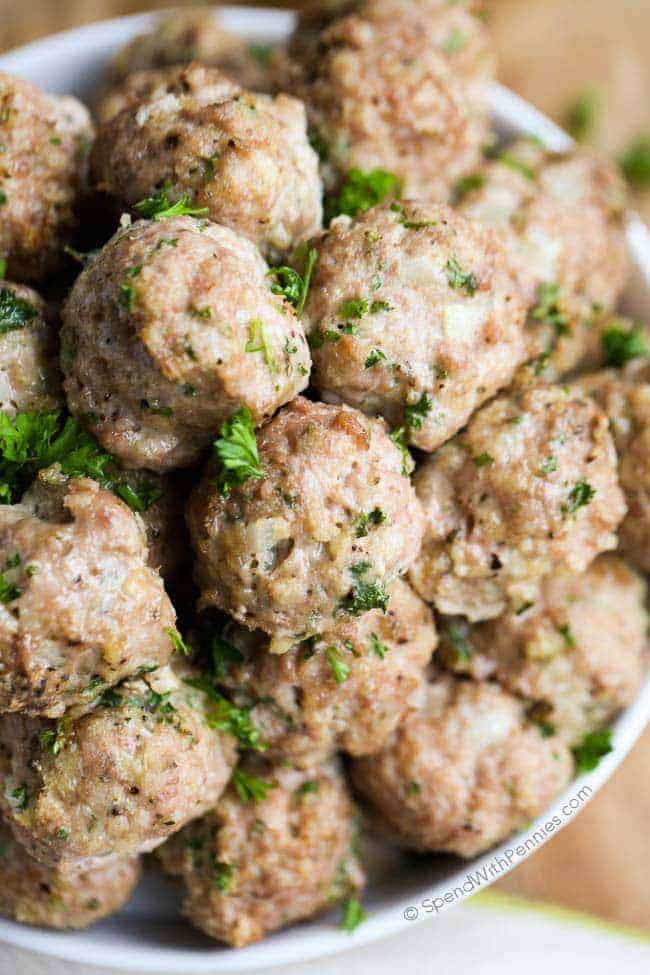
top-left (0, 8), bottom-right (649, 973)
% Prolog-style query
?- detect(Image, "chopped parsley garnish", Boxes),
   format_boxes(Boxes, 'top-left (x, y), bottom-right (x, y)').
top-left (498, 151), bottom-right (535, 180)
top-left (390, 427), bottom-right (414, 476)
top-left (115, 480), bottom-right (163, 512)
top-left (0, 287), bottom-right (38, 334)
top-left (404, 393), bottom-right (433, 431)
top-left (341, 897), bottom-right (366, 933)
top-left (248, 43), bottom-right (273, 66)
top-left (453, 172), bottom-right (485, 203)
top-left (562, 480), bottom-right (595, 516)
top-left (539, 456), bottom-right (558, 476)
top-left (446, 619), bottom-right (472, 663)
top-left (339, 298), bottom-right (370, 320)
top-left (189, 305), bottom-right (213, 320)
top-left (619, 136), bottom-right (650, 190)
top-left (355, 507), bottom-right (386, 538)
top-left (370, 633), bottom-right (389, 659)
top-left (474, 452), bottom-right (494, 467)
top-left (364, 349), bottom-right (387, 368)
top-left (531, 282), bottom-right (569, 336)
top-left (133, 184), bottom-right (209, 221)
top-left (245, 319), bottom-right (277, 373)
top-left (602, 322), bottom-right (649, 366)
top-left (213, 406), bottom-right (264, 497)
top-left (445, 257), bottom-right (478, 296)
top-left (341, 562), bottom-right (389, 617)
top-left (0, 187), bottom-right (6, 205)
top-left (213, 860), bottom-right (235, 892)
top-left (573, 728), bottom-right (613, 773)
top-left (326, 168), bottom-right (401, 221)
top-left (210, 633), bottom-right (244, 680)
top-left (167, 628), bottom-right (191, 656)
top-left (0, 570), bottom-right (20, 603)
top-left (232, 768), bottom-right (275, 803)
top-left (391, 203), bottom-right (437, 230)
top-left (557, 624), bottom-right (576, 648)
top-left (564, 88), bottom-right (600, 142)
top-left (326, 645), bottom-right (351, 684)
top-left (184, 674), bottom-right (264, 750)
top-left (118, 282), bottom-right (137, 310)
top-left (39, 723), bottom-right (66, 755)
top-left (442, 28), bottom-right (467, 54)
top-left (296, 780), bottom-right (319, 797)
top-left (268, 249), bottom-right (317, 316)
top-left (11, 784), bottom-right (28, 810)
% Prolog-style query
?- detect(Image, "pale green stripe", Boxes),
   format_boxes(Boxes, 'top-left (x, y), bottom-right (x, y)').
top-left (468, 890), bottom-right (650, 945)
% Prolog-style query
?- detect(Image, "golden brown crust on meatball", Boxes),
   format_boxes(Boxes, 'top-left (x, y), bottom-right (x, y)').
top-left (187, 397), bottom-right (425, 645)
top-left (409, 385), bottom-right (626, 621)
top-left (90, 64), bottom-right (322, 257)
top-left (0, 822), bottom-right (140, 929)
top-left (0, 665), bottom-right (237, 870)
top-left (295, 2), bottom-right (493, 200)
top-left (61, 216), bottom-right (310, 472)
top-left (440, 555), bottom-right (647, 746)
top-left (0, 478), bottom-right (176, 717)
top-left (157, 759), bottom-right (365, 947)
top-left (214, 578), bottom-right (437, 766)
top-left (0, 281), bottom-right (62, 416)
top-left (304, 202), bottom-right (530, 450)
top-left (350, 675), bottom-right (574, 857)
top-left (0, 73), bottom-right (93, 283)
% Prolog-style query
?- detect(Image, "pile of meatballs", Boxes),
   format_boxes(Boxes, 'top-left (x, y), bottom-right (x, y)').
top-left (0, 0), bottom-right (647, 949)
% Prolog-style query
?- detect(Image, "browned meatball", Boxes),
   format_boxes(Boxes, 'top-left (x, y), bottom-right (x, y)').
top-left (303, 202), bottom-right (529, 451)
top-left (102, 7), bottom-right (274, 96)
top-left (572, 366), bottom-right (650, 572)
top-left (158, 759), bottom-right (364, 947)
top-left (409, 385), bottom-right (626, 621)
top-left (0, 72), bottom-right (93, 283)
top-left (0, 822), bottom-right (140, 929)
top-left (188, 398), bottom-right (425, 649)
top-left (90, 64), bottom-right (322, 257)
top-left (456, 141), bottom-right (629, 374)
top-left (212, 578), bottom-right (436, 766)
top-left (0, 281), bottom-right (62, 416)
top-left (0, 665), bottom-right (237, 871)
top-left (350, 675), bottom-right (574, 858)
top-left (0, 477), bottom-right (176, 718)
top-left (61, 216), bottom-right (310, 472)
top-left (294, 1), bottom-right (493, 200)
top-left (440, 556), bottom-right (647, 747)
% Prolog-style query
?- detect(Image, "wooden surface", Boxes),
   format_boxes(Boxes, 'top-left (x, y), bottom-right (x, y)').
top-left (0, 0), bottom-right (648, 935)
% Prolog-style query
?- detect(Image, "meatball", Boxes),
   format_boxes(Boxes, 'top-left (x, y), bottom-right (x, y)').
top-left (409, 385), bottom-right (626, 621)
top-left (158, 759), bottom-right (364, 947)
top-left (0, 822), bottom-right (140, 929)
top-left (102, 7), bottom-right (274, 95)
top-left (350, 675), bottom-right (574, 858)
top-left (61, 216), bottom-right (311, 472)
top-left (90, 64), bottom-right (322, 257)
top-left (303, 202), bottom-right (530, 450)
top-left (0, 281), bottom-right (61, 416)
top-left (187, 397), bottom-right (425, 647)
top-left (295, 1), bottom-right (493, 200)
top-left (212, 578), bottom-right (436, 766)
top-left (456, 140), bottom-right (629, 317)
top-left (0, 477), bottom-right (176, 717)
top-left (0, 665), bottom-right (237, 870)
top-left (439, 556), bottom-right (646, 747)
top-left (572, 366), bottom-right (650, 572)
top-left (0, 72), bottom-right (93, 283)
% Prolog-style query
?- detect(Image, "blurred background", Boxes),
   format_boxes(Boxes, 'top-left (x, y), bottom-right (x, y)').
top-left (0, 0), bottom-right (648, 937)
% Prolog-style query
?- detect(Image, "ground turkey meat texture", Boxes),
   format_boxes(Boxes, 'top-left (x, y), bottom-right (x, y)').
top-left (572, 366), bottom-right (650, 572)
top-left (187, 397), bottom-right (424, 649)
top-left (0, 665), bottom-right (237, 871)
top-left (61, 216), bottom-right (310, 472)
top-left (0, 822), bottom-right (140, 929)
top-left (0, 477), bottom-right (176, 717)
top-left (294, 2), bottom-right (492, 201)
top-left (409, 385), bottom-right (625, 621)
top-left (439, 555), bottom-right (646, 747)
top-left (213, 578), bottom-right (436, 767)
top-left (303, 202), bottom-right (529, 451)
top-left (456, 140), bottom-right (629, 321)
top-left (157, 759), bottom-right (364, 947)
top-left (0, 72), bottom-right (93, 284)
top-left (102, 7), bottom-right (274, 97)
top-left (0, 281), bottom-right (62, 416)
top-left (90, 64), bottom-right (322, 257)
top-left (350, 675), bottom-right (574, 858)
top-left (21, 465), bottom-right (186, 586)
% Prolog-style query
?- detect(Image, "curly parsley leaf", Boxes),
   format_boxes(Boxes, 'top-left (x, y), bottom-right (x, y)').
top-left (184, 674), bottom-right (265, 750)
top-left (134, 184), bottom-right (209, 221)
top-left (573, 728), bottom-right (613, 773)
top-left (0, 287), bottom-right (38, 334)
top-left (268, 248), bottom-right (317, 316)
top-left (326, 168), bottom-right (401, 222)
top-left (213, 406), bottom-right (264, 498)
top-left (341, 562), bottom-right (389, 617)
top-left (232, 767), bottom-right (275, 803)
top-left (602, 322), bottom-right (649, 366)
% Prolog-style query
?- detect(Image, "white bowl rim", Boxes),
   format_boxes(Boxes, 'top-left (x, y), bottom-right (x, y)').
top-left (0, 8), bottom-right (649, 973)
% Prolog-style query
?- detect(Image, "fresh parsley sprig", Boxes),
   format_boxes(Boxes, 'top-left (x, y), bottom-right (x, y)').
top-left (134, 184), bottom-right (209, 221)
top-left (268, 249), bottom-right (318, 316)
top-left (213, 406), bottom-right (264, 497)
